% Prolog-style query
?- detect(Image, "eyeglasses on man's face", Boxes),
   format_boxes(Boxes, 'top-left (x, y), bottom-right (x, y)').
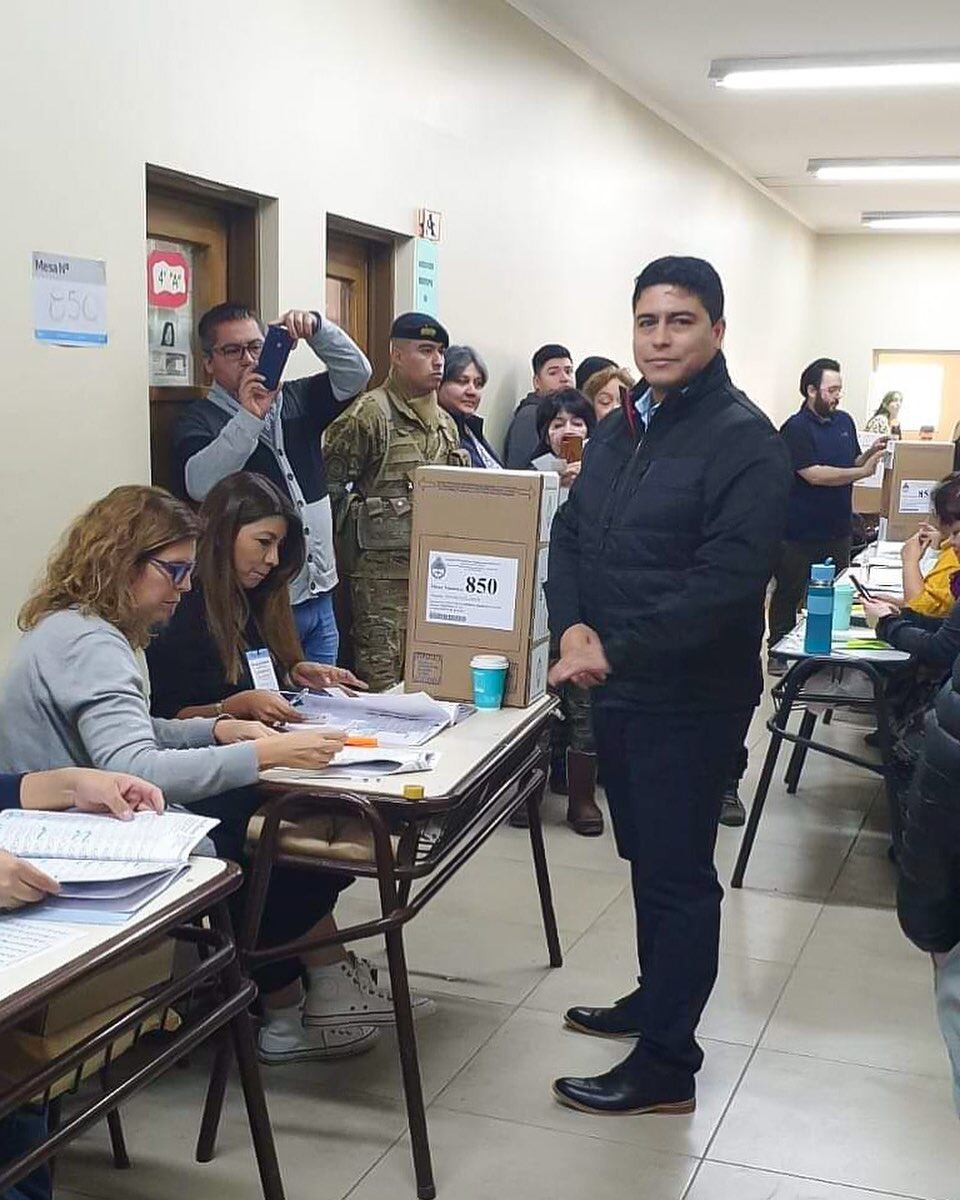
top-left (211, 340), bottom-right (264, 362)
top-left (147, 558), bottom-right (196, 587)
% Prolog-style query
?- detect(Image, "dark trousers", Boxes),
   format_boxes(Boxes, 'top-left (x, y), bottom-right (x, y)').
top-left (596, 706), bottom-right (753, 1077)
top-left (0, 1109), bottom-right (50, 1200)
top-left (189, 787), bottom-right (352, 996)
top-left (768, 536), bottom-right (851, 649)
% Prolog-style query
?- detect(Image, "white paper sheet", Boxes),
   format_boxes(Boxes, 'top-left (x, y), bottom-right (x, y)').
top-left (0, 810), bottom-right (217, 865)
top-left (286, 689), bottom-right (474, 747)
top-left (0, 913), bottom-right (82, 967)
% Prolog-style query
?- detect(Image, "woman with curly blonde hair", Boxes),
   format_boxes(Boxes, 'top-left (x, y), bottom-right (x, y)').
top-left (0, 485), bottom-right (386, 1065)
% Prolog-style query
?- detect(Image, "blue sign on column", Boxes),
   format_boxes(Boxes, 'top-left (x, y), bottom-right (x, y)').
top-left (413, 238), bottom-right (438, 317)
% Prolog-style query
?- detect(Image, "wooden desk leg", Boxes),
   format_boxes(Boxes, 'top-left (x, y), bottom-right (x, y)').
top-left (383, 925), bottom-right (435, 1200)
top-left (526, 783), bottom-right (563, 969)
top-left (209, 902), bottom-right (286, 1200)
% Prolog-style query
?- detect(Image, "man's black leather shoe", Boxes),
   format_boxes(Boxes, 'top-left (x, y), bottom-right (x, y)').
top-left (553, 1056), bottom-right (695, 1116)
top-left (564, 988), bottom-right (642, 1039)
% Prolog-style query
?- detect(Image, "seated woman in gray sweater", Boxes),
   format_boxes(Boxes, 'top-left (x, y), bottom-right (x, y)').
top-left (0, 485), bottom-right (379, 1065)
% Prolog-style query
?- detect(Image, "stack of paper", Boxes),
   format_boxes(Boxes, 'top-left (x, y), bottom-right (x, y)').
top-left (0, 810), bottom-right (218, 925)
top-left (285, 688), bottom-right (474, 747)
top-left (265, 745), bottom-right (439, 784)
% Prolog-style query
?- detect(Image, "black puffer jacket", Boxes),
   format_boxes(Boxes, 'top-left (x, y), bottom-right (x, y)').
top-left (546, 352), bottom-right (791, 713)
top-left (897, 663), bottom-right (960, 953)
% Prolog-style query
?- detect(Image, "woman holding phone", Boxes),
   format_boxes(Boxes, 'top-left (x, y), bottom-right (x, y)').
top-left (529, 389), bottom-right (597, 499)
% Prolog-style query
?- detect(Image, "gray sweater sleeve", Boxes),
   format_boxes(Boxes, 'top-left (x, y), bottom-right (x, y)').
top-left (60, 625), bottom-right (259, 803)
top-left (183, 405), bottom-right (264, 502)
top-left (309, 317), bottom-right (372, 402)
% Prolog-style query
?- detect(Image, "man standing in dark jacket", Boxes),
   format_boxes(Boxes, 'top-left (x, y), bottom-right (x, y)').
top-left (502, 343), bottom-right (574, 468)
top-left (545, 256), bottom-right (791, 1116)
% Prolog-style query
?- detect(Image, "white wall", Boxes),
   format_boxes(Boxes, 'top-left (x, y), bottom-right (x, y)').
top-left (0, 0), bottom-right (816, 663)
top-left (812, 234), bottom-right (960, 424)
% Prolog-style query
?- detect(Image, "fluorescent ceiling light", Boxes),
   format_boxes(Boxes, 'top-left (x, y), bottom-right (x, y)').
top-left (710, 52), bottom-right (960, 91)
top-left (862, 211), bottom-right (960, 231)
top-left (810, 157), bottom-right (960, 181)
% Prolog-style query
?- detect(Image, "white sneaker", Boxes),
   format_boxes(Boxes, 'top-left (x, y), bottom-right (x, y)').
top-left (258, 1006), bottom-right (379, 1064)
top-left (303, 953), bottom-right (437, 1028)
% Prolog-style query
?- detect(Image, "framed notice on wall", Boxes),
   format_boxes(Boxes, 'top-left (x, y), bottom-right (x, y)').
top-left (32, 251), bottom-right (107, 346)
top-left (146, 239), bottom-right (194, 386)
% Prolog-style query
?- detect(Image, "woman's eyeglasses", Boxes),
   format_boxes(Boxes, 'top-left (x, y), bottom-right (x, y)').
top-left (147, 558), bottom-right (196, 586)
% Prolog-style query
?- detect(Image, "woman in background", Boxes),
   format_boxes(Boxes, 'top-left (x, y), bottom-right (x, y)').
top-left (529, 388), bottom-right (597, 499)
top-left (866, 390), bottom-right (903, 438)
top-left (581, 365), bottom-right (636, 424)
top-left (527, 389), bottom-right (602, 834)
top-left (437, 345), bottom-right (501, 468)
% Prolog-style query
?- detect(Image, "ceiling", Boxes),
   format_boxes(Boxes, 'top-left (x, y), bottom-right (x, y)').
top-left (509, 0), bottom-right (960, 232)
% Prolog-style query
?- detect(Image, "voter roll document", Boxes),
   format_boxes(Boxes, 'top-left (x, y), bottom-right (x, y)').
top-left (0, 810), bottom-right (219, 924)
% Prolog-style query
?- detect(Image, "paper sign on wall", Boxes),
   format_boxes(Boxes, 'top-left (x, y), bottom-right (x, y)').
top-left (899, 479), bottom-right (935, 515)
top-left (425, 551), bottom-right (518, 631)
top-left (32, 251), bottom-right (107, 346)
top-left (412, 238), bottom-right (438, 317)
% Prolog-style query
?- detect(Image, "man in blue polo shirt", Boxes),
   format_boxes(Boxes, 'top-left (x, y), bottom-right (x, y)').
top-left (767, 357), bottom-right (887, 672)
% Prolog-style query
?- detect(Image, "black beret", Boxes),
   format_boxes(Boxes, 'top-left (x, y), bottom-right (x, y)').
top-left (391, 312), bottom-right (449, 348)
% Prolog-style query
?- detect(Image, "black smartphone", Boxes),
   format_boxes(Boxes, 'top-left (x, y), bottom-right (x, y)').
top-left (255, 324), bottom-right (295, 390)
top-left (848, 574), bottom-right (875, 602)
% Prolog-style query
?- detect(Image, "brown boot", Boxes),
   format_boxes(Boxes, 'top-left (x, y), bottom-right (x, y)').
top-left (566, 751), bottom-right (603, 837)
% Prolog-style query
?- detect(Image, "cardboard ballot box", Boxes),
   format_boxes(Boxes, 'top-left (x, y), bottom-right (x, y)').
top-left (879, 440), bottom-right (955, 541)
top-left (405, 467), bottom-right (559, 706)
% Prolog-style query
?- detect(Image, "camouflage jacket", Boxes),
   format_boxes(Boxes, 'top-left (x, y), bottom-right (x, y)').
top-left (324, 371), bottom-right (468, 578)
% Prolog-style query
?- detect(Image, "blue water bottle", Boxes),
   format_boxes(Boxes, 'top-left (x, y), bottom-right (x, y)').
top-left (804, 561), bottom-right (836, 655)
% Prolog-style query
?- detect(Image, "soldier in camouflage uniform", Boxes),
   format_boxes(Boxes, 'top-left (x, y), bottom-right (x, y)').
top-left (325, 313), bottom-right (469, 691)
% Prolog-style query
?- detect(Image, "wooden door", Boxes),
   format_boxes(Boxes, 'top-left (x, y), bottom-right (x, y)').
top-left (325, 228), bottom-right (393, 388)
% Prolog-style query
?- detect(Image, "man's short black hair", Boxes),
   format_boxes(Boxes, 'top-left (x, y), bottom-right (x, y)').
top-left (532, 344), bottom-right (572, 374)
top-left (933, 472), bottom-right (960, 525)
top-left (198, 302), bottom-right (263, 355)
top-left (631, 256), bottom-right (724, 324)
top-left (799, 358), bottom-right (841, 400)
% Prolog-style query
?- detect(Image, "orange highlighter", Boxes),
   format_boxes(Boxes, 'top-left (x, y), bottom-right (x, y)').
top-left (345, 735), bottom-right (378, 747)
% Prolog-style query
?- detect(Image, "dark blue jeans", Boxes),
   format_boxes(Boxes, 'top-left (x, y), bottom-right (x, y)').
top-left (0, 1108), bottom-right (50, 1200)
top-left (595, 705), bottom-right (753, 1077)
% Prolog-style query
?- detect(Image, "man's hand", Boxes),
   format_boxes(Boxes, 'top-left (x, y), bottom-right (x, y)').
top-left (290, 662), bottom-right (369, 692)
top-left (549, 624), bottom-right (611, 689)
top-left (275, 310), bottom-right (318, 345)
top-left (857, 445), bottom-right (886, 479)
top-left (19, 768), bottom-right (165, 820)
top-left (0, 850), bottom-right (59, 910)
top-left (869, 435), bottom-right (891, 454)
top-left (237, 368), bottom-right (278, 420)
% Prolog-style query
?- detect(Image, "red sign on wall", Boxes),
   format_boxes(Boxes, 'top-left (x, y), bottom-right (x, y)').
top-left (147, 249), bottom-right (190, 308)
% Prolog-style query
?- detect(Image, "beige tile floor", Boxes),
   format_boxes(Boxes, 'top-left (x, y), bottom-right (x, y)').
top-left (57, 709), bottom-right (959, 1200)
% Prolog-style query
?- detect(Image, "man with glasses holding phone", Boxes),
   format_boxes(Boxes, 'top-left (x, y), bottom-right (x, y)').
top-left (767, 358), bottom-right (888, 673)
top-left (173, 303), bottom-right (371, 665)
